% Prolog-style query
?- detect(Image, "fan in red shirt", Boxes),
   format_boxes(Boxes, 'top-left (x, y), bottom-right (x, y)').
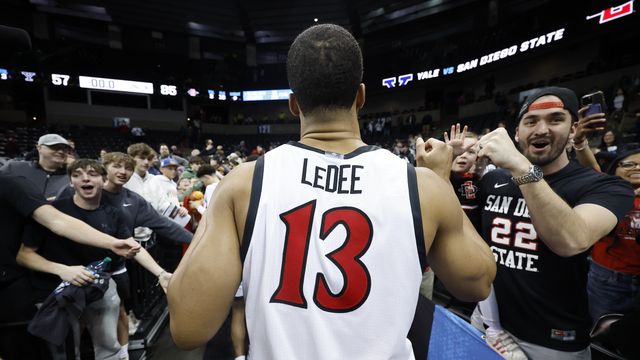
top-left (589, 149), bottom-right (640, 321)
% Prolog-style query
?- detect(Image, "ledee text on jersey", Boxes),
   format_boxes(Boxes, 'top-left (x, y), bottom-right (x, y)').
top-left (300, 158), bottom-right (363, 194)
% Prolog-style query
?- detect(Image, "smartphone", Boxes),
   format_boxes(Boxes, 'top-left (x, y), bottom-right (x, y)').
top-left (581, 91), bottom-right (607, 116)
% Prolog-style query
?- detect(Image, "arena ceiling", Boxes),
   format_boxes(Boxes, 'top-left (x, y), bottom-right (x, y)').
top-left (27, 0), bottom-right (553, 45)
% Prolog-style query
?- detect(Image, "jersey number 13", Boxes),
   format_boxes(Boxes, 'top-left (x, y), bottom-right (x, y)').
top-left (270, 200), bottom-right (373, 312)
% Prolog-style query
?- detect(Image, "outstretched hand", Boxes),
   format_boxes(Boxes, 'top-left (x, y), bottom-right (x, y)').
top-left (416, 137), bottom-right (453, 179)
top-left (111, 238), bottom-right (141, 259)
top-left (444, 123), bottom-right (470, 157)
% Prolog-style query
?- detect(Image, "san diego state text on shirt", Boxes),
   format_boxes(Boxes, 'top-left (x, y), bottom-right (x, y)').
top-left (482, 193), bottom-right (539, 273)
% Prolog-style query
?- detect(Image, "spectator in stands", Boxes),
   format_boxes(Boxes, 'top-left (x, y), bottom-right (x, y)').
top-left (16, 159), bottom-right (132, 359)
top-left (202, 139), bottom-right (216, 157)
top-left (91, 153), bottom-right (192, 247)
top-left (236, 140), bottom-right (248, 157)
top-left (445, 125), bottom-right (481, 230)
top-left (0, 172), bottom-right (140, 360)
top-left (191, 148), bottom-right (201, 157)
top-left (97, 153), bottom-right (191, 358)
top-left (181, 156), bottom-right (205, 192)
top-left (57, 154), bottom-right (183, 358)
top-left (587, 149), bottom-right (640, 321)
top-left (99, 148), bottom-right (110, 162)
top-left (598, 130), bottom-right (624, 155)
top-left (1, 133), bottom-right (72, 201)
top-left (596, 130), bottom-right (624, 169)
top-left (159, 143), bottom-right (188, 167)
top-left (125, 143), bottom-right (156, 196)
top-left (193, 164), bottom-right (221, 215)
top-left (612, 88), bottom-right (625, 114)
top-left (171, 145), bottom-right (183, 157)
top-left (145, 157), bottom-right (188, 217)
top-left (465, 87), bottom-right (634, 359)
top-left (393, 140), bottom-right (415, 164)
top-left (148, 153), bottom-right (161, 175)
top-left (250, 145), bottom-right (264, 156)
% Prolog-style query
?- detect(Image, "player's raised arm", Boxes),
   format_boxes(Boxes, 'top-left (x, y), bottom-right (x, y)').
top-left (167, 162), bottom-right (254, 349)
top-left (416, 138), bottom-right (496, 301)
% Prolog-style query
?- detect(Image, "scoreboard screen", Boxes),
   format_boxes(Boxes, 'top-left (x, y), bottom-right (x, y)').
top-left (243, 89), bottom-right (292, 101)
top-left (79, 76), bottom-right (154, 94)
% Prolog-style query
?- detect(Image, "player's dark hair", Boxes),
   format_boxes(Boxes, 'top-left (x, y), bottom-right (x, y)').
top-left (287, 24), bottom-right (363, 115)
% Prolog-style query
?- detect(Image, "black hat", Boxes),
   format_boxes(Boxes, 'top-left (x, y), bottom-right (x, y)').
top-left (517, 87), bottom-right (579, 121)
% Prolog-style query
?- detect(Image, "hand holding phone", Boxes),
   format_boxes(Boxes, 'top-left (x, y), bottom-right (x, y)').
top-left (581, 91), bottom-right (607, 117)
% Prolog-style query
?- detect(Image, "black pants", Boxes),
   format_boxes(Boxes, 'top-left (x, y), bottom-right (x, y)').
top-left (0, 276), bottom-right (50, 360)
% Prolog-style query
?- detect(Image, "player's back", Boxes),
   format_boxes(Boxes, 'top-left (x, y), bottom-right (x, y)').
top-left (242, 141), bottom-right (424, 360)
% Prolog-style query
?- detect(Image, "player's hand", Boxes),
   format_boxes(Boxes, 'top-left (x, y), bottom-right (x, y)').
top-left (178, 206), bottom-right (189, 217)
top-left (476, 128), bottom-right (531, 176)
top-left (444, 123), bottom-right (470, 157)
top-left (158, 271), bottom-right (173, 293)
top-left (416, 137), bottom-right (453, 179)
top-left (59, 265), bottom-right (95, 286)
top-left (111, 238), bottom-right (141, 258)
top-left (574, 106), bottom-right (606, 144)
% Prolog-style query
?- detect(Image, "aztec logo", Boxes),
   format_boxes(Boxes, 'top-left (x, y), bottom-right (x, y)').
top-left (382, 73), bottom-right (413, 88)
top-left (586, 1), bottom-right (634, 24)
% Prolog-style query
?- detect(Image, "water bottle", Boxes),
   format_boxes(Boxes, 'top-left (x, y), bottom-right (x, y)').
top-left (53, 257), bottom-right (112, 294)
top-left (86, 257), bottom-right (111, 286)
top-left (87, 257), bottom-right (112, 274)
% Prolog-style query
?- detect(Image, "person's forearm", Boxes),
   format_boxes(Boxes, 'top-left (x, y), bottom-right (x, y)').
top-left (458, 211), bottom-right (496, 300)
top-left (32, 205), bottom-right (116, 249)
top-left (134, 247), bottom-right (165, 277)
top-left (17, 247), bottom-right (66, 277)
top-left (574, 146), bottom-right (601, 172)
top-left (518, 180), bottom-right (592, 256)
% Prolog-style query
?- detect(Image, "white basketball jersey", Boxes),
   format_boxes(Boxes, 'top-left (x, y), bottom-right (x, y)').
top-left (242, 142), bottom-right (425, 360)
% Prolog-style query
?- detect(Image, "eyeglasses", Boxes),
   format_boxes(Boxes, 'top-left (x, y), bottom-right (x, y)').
top-left (618, 161), bottom-right (640, 169)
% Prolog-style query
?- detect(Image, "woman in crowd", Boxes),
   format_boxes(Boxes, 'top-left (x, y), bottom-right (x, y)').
top-left (588, 149), bottom-right (640, 321)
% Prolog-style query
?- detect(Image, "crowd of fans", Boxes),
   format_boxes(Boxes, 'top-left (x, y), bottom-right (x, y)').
top-left (1, 74), bottom-right (640, 360)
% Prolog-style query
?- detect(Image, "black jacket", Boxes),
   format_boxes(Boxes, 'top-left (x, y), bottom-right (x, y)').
top-left (1, 160), bottom-right (68, 201)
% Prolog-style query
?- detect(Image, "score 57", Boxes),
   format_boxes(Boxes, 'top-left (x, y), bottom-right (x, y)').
top-left (51, 74), bottom-right (70, 86)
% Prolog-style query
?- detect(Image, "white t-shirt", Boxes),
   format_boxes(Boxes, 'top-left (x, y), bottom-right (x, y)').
top-left (144, 175), bottom-right (179, 213)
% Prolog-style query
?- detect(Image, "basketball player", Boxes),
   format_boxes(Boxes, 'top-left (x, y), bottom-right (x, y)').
top-left (472, 87), bottom-right (634, 359)
top-left (168, 24), bottom-right (496, 359)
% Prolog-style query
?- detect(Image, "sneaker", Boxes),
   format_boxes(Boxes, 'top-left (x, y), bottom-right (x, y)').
top-left (484, 330), bottom-right (528, 360)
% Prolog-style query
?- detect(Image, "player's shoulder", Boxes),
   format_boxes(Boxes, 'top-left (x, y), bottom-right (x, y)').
top-left (217, 160), bottom-right (259, 200)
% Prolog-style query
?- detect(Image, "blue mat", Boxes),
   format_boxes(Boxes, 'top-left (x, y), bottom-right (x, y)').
top-left (427, 305), bottom-right (501, 360)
